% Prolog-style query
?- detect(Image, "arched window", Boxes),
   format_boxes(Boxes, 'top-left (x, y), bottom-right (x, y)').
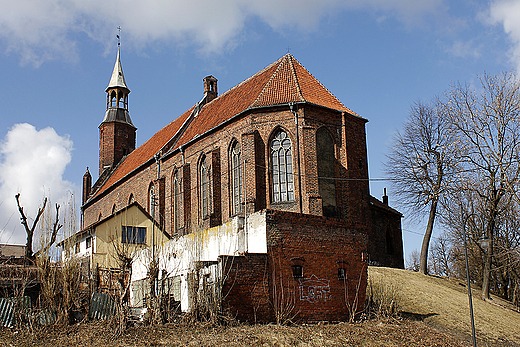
top-left (149, 183), bottom-right (156, 216)
top-left (118, 93), bottom-right (125, 108)
top-left (316, 128), bottom-right (337, 217)
top-left (230, 141), bottom-right (242, 215)
top-left (173, 170), bottom-right (182, 233)
top-left (271, 129), bottom-right (294, 202)
top-left (110, 91), bottom-right (117, 108)
top-left (200, 156), bottom-right (209, 218)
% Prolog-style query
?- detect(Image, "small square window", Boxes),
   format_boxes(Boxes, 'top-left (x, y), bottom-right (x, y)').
top-left (338, 268), bottom-right (346, 280)
top-left (292, 265), bottom-right (303, 278)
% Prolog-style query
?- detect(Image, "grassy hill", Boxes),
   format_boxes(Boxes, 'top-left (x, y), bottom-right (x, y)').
top-left (369, 266), bottom-right (520, 346)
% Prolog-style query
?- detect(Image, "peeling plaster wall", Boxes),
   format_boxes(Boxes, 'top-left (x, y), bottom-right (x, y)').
top-left (130, 211), bottom-right (267, 310)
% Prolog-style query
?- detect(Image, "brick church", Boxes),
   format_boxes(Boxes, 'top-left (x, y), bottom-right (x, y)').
top-left (78, 46), bottom-right (403, 322)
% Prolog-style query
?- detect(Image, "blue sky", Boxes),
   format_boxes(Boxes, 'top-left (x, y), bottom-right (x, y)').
top-left (1, 0), bottom-right (519, 262)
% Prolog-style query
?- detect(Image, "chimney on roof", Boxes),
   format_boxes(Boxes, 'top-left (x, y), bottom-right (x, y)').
top-left (382, 188), bottom-right (388, 205)
top-left (203, 75), bottom-right (218, 102)
top-left (83, 167), bottom-right (92, 205)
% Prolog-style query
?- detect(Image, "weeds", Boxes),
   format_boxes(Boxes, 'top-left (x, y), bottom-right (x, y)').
top-left (365, 276), bottom-right (401, 318)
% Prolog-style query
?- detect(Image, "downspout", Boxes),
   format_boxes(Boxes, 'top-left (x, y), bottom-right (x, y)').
top-left (242, 158), bottom-right (248, 253)
top-left (152, 151), bottom-right (161, 297)
top-left (290, 103), bottom-right (303, 214)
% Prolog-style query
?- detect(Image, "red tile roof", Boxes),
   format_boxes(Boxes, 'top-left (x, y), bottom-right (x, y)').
top-left (89, 54), bottom-right (358, 201)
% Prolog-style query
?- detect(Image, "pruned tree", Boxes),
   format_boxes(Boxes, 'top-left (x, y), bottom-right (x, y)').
top-left (15, 193), bottom-right (62, 260)
top-left (443, 71), bottom-right (520, 299)
top-left (385, 100), bottom-right (457, 274)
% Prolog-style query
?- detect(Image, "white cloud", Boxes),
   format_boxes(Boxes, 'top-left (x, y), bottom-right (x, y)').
top-left (445, 39), bottom-right (482, 59)
top-left (0, 0), bottom-right (444, 67)
top-left (0, 123), bottom-right (76, 245)
top-left (489, 0), bottom-right (520, 70)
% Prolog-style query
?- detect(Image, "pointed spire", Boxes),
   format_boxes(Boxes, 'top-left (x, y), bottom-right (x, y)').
top-left (106, 46), bottom-right (129, 92)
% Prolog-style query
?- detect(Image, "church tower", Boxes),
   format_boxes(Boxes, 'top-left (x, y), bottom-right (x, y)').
top-left (99, 44), bottom-right (136, 176)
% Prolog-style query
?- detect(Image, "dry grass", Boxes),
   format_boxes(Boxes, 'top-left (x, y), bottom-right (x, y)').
top-left (1, 266), bottom-right (517, 346)
top-left (0, 319), bottom-right (468, 347)
top-left (369, 266), bottom-right (520, 346)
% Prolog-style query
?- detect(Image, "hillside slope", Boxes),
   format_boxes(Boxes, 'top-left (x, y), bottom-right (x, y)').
top-left (369, 266), bottom-right (520, 346)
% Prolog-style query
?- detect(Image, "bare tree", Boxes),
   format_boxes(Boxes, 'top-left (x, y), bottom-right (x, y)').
top-left (15, 193), bottom-right (62, 260)
top-left (443, 71), bottom-right (520, 299)
top-left (406, 249), bottom-right (420, 272)
top-left (385, 100), bottom-right (457, 274)
top-left (428, 234), bottom-right (452, 277)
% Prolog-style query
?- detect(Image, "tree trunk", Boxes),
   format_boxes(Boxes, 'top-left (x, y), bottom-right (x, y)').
top-left (481, 235), bottom-right (493, 300)
top-left (482, 200), bottom-right (498, 300)
top-left (419, 197), bottom-right (439, 274)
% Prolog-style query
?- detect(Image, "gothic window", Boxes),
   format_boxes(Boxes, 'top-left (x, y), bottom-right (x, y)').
top-left (230, 141), bottom-right (243, 215)
top-left (271, 129), bottom-right (294, 202)
top-left (200, 156), bottom-right (210, 218)
top-left (316, 128), bottom-right (337, 217)
top-left (173, 170), bottom-right (182, 233)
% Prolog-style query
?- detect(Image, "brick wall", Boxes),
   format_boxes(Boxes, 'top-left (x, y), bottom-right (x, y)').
top-left (87, 104), bottom-right (352, 232)
top-left (220, 253), bottom-right (272, 322)
top-left (83, 102), bottom-right (402, 270)
top-left (99, 121), bottom-right (136, 176)
top-left (220, 210), bottom-right (368, 323)
top-left (368, 201), bottom-right (404, 268)
top-left (265, 210), bottom-right (368, 322)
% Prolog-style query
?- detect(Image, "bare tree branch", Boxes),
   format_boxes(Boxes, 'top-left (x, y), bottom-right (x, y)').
top-left (34, 203), bottom-right (63, 258)
top-left (15, 193), bottom-right (47, 259)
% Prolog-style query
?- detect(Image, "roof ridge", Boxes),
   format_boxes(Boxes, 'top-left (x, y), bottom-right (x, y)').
top-left (287, 54), bottom-right (305, 102)
top-left (206, 56), bottom-right (284, 106)
top-left (250, 54), bottom-right (294, 107)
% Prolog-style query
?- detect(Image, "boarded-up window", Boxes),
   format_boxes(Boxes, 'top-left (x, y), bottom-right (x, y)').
top-left (200, 156), bottom-right (210, 218)
top-left (316, 128), bottom-right (337, 217)
top-left (173, 171), bottom-right (182, 234)
top-left (230, 140), bottom-right (243, 215)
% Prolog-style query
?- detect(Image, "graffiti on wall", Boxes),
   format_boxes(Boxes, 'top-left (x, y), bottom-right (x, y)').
top-left (298, 275), bottom-right (330, 303)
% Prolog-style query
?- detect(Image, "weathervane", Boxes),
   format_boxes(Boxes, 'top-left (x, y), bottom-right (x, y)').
top-left (117, 26), bottom-right (121, 46)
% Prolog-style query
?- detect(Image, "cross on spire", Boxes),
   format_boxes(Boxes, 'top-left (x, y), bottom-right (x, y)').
top-left (117, 26), bottom-right (121, 46)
